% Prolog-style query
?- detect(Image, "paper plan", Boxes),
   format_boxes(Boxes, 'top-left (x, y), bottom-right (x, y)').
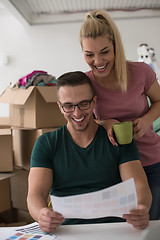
top-left (51, 178), bottom-right (137, 219)
top-left (0, 222), bottom-right (60, 240)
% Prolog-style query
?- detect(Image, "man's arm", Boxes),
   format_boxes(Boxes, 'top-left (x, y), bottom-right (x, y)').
top-left (27, 167), bottom-right (65, 233)
top-left (119, 160), bottom-right (152, 229)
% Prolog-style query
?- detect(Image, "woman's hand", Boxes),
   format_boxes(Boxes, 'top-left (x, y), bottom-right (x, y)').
top-left (95, 119), bottom-right (119, 146)
top-left (133, 117), bottom-right (150, 139)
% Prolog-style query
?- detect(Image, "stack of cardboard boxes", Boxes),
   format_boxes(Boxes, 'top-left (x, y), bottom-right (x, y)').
top-left (0, 86), bottom-right (66, 226)
top-left (0, 117), bottom-right (13, 223)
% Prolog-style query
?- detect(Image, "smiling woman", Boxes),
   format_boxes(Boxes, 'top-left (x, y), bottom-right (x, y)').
top-left (79, 9), bottom-right (127, 92)
top-left (79, 9), bottom-right (160, 220)
top-left (81, 36), bottom-right (117, 90)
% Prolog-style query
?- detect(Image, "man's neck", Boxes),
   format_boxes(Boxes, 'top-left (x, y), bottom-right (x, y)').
top-left (67, 121), bottom-right (98, 148)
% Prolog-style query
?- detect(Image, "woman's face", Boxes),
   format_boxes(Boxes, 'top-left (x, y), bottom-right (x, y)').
top-left (82, 35), bottom-right (115, 79)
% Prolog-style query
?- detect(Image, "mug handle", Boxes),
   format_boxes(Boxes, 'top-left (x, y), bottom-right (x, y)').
top-left (132, 123), bottom-right (136, 138)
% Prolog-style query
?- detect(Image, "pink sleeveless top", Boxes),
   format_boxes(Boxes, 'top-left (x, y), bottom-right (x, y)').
top-left (86, 61), bottom-right (160, 167)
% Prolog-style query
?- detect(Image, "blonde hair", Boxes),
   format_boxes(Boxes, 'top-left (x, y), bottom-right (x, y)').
top-left (79, 9), bottom-right (128, 92)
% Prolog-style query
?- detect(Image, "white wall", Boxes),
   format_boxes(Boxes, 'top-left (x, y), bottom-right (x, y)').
top-left (0, 9), bottom-right (160, 116)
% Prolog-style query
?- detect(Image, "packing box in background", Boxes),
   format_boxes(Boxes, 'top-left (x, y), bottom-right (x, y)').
top-left (0, 208), bottom-right (34, 225)
top-left (0, 117), bottom-right (10, 128)
top-left (0, 86), bottom-right (66, 128)
top-left (0, 169), bottom-right (34, 225)
top-left (0, 178), bottom-right (11, 213)
top-left (0, 129), bottom-right (13, 172)
top-left (12, 127), bottom-right (58, 170)
top-left (10, 170), bottom-right (29, 211)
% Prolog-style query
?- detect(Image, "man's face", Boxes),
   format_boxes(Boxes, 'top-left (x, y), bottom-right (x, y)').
top-left (57, 84), bottom-right (96, 132)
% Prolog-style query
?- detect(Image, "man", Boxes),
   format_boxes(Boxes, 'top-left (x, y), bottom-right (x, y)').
top-left (27, 71), bottom-right (152, 233)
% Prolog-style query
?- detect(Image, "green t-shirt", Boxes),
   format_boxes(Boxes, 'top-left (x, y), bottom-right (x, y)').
top-left (31, 125), bottom-right (139, 225)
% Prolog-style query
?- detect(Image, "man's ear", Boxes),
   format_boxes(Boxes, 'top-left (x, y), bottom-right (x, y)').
top-left (93, 95), bottom-right (97, 105)
top-left (57, 101), bottom-right (63, 114)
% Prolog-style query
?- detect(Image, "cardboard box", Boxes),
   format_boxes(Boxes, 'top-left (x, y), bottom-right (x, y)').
top-left (11, 209), bottom-right (34, 224)
top-left (0, 129), bottom-right (13, 172)
top-left (0, 168), bottom-right (22, 181)
top-left (0, 178), bottom-right (11, 213)
top-left (10, 170), bottom-right (29, 211)
top-left (0, 117), bottom-right (10, 128)
top-left (0, 207), bottom-right (34, 225)
top-left (0, 86), bottom-right (66, 128)
top-left (12, 127), bottom-right (58, 170)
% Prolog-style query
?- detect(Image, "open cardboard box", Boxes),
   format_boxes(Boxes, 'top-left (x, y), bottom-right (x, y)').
top-left (0, 86), bottom-right (66, 129)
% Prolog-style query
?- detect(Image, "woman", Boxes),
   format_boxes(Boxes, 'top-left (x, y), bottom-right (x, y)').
top-left (79, 9), bottom-right (160, 220)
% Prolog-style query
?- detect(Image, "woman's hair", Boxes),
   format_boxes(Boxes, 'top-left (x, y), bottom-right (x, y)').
top-left (79, 9), bottom-right (128, 92)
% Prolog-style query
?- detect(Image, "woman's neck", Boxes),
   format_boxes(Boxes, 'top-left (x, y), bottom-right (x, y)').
top-left (93, 69), bottom-right (119, 90)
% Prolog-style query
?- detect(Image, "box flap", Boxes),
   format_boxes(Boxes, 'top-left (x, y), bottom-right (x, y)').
top-left (0, 168), bottom-right (22, 181)
top-left (0, 87), bottom-right (35, 105)
top-left (0, 129), bottom-right (11, 135)
top-left (0, 117), bottom-right (9, 125)
top-left (37, 86), bottom-right (58, 102)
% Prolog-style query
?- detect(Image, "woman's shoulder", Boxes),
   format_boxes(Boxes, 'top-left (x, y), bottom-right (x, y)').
top-left (127, 61), bottom-right (154, 72)
top-left (127, 61), bottom-right (156, 90)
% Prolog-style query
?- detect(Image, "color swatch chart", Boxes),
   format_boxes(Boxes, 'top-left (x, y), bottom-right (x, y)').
top-left (51, 178), bottom-right (137, 219)
top-left (1, 222), bottom-right (60, 240)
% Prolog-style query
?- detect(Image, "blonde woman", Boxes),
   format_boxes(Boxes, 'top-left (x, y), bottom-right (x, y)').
top-left (79, 9), bottom-right (160, 220)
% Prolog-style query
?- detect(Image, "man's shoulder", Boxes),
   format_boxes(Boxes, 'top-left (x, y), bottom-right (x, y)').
top-left (97, 125), bottom-right (108, 135)
top-left (118, 140), bottom-right (140, 163)
top-left (39, 125), bottom-right (66, 140)
top-left (96, 125), bottom-right (113, 145)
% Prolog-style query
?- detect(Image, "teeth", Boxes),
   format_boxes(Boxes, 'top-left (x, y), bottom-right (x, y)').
top-left (74, 117), bottom-right (84, 122)
top-left (96, 64), bottom-right (106, 70)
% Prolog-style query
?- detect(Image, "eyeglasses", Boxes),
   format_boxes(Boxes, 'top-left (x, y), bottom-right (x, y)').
top-left (59, 96), bottom-right (94, 113)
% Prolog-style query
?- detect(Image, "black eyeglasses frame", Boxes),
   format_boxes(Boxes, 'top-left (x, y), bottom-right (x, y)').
top-left (59, 96), bottom-right (94, 113)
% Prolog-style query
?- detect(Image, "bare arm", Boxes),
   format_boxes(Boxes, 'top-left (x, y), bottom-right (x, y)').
top-left (27, 167), bottom-right (65, 233)
top-left (96, 79), bottom-right (160, 143)
top-left (134, 79), bottom-right (160, 138)
top-left (119, 160), bottom-right (152, 229)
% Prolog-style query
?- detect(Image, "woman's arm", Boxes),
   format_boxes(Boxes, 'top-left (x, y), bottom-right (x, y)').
top-left (95, 118), bottom-right (119, 146)
top-left (133, 79), bottom-right (160, 138)
top-left (96, 79), bottom-right (160, 142)
top-left (119, 160), bottom-right (152, 229)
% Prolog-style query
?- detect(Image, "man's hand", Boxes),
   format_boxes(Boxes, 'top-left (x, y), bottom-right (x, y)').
top-left (38, 207), bottom-right (65, 233)
top-left (122, 204), bottom-right (149, 229)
